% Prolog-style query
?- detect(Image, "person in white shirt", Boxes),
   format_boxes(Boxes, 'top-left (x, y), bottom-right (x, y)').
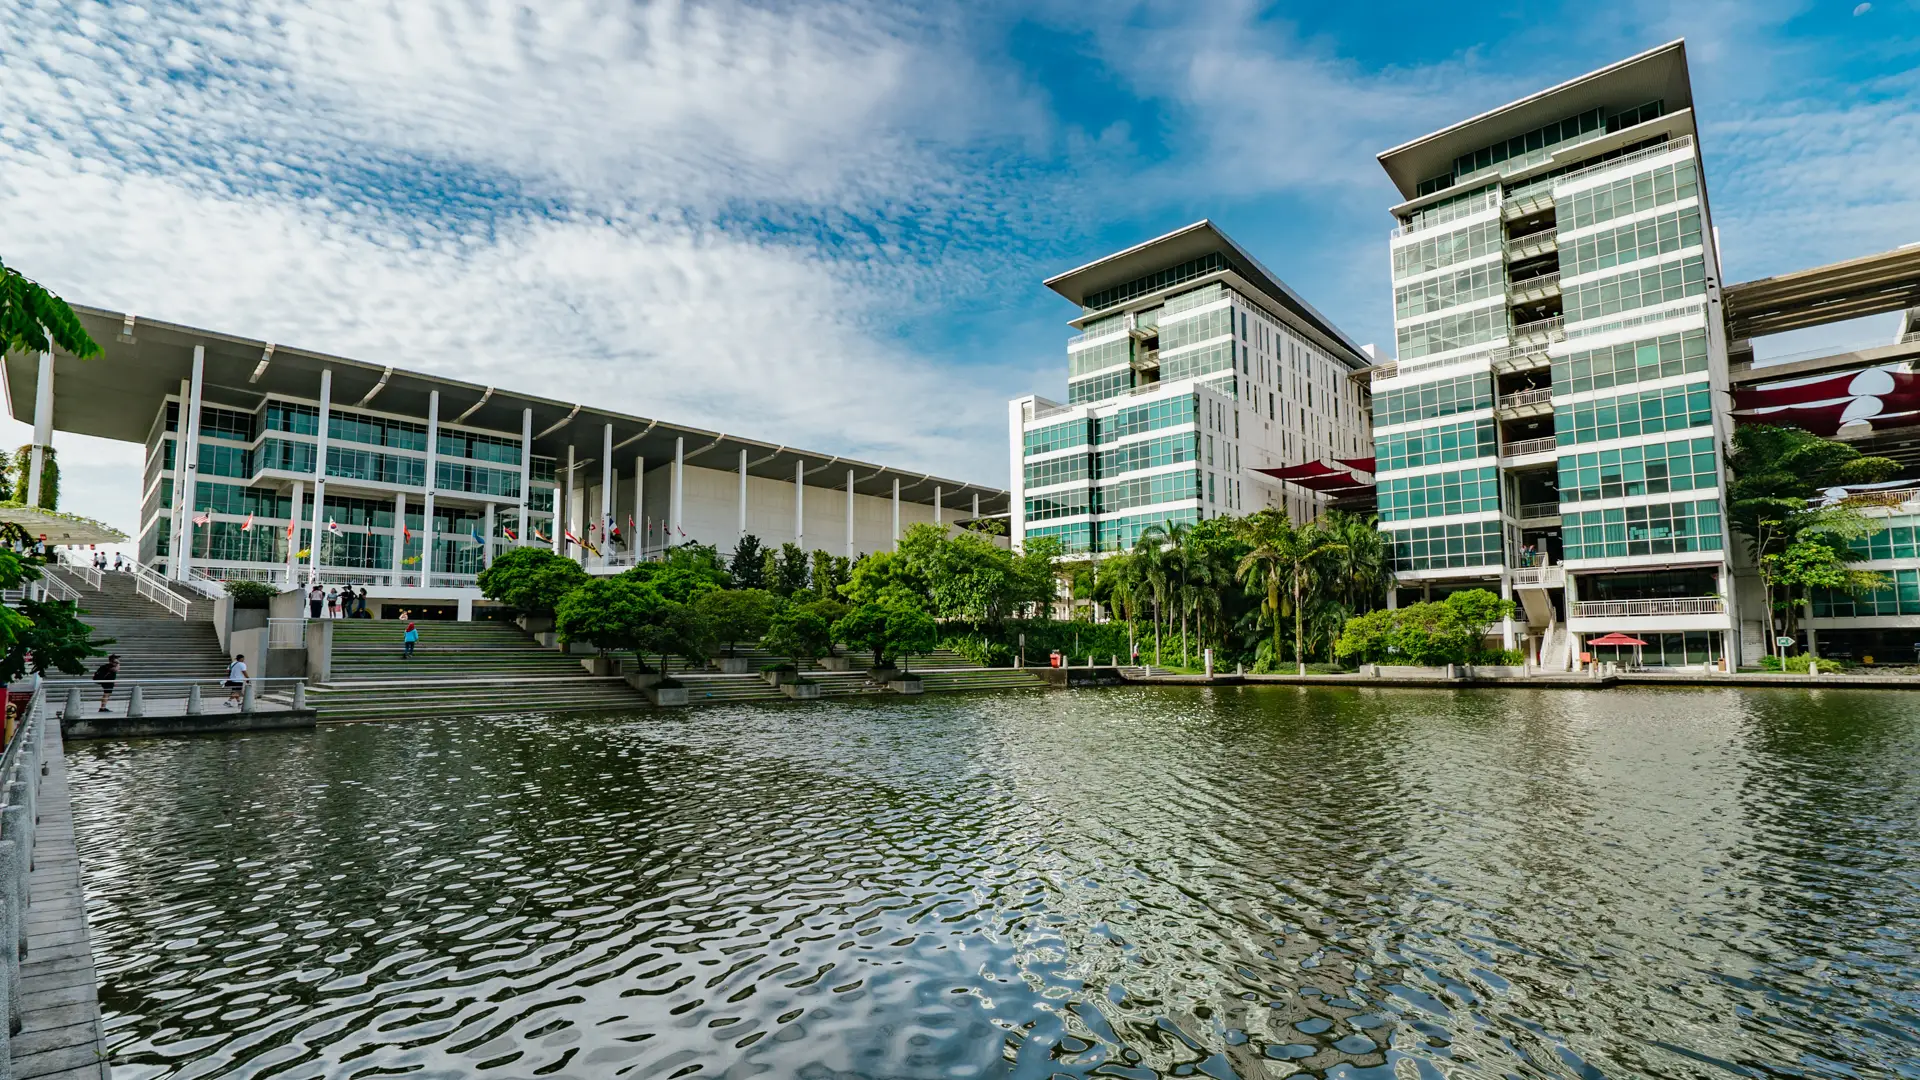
top-left (225, 654), bottom-right (248, 707)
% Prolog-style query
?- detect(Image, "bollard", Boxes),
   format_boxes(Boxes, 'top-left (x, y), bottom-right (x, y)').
top-left (63, 687), bottom-right (81, 720)
top-left (0, 838), bottom-right (17, 1036)
top-left (242, 680), bottom-right (256, 712)
top-left (293, 681), bottom-right (307, 710)
top-left (187, 684), bottom-right (203, 715)
top-left (1110, 654), bottom-right (1117, 667)
top-left (128, 684), bottom-right (146, 718)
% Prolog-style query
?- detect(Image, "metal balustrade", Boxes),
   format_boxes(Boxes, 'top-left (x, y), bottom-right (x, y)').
top-left (1509, 315), bottom-right (1565, 342)
top-left (1499, 387), bottom-right (1555, 411)
top-left (1509, 270), bottom-right (1561, 295)
top-left (1573, 596), bottom-right (1724, 618)
top-left (1504, 438), bottom-right (1560, 461)
top-left (1515, 499), bottom-right (1562, 519)
top-left (1391, 190), bottom-right (1501, 238)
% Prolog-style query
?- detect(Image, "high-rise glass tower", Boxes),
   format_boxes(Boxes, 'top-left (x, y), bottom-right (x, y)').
top-left (1373, 41), bottom-right (1741, 668)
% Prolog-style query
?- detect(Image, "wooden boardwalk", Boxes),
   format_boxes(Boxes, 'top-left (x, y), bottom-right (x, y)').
top-left (11, 719), bottom-right (111, 1080)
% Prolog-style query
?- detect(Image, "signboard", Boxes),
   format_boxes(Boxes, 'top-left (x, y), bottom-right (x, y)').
top-left (1776, 636), bottom-right (1795, 648)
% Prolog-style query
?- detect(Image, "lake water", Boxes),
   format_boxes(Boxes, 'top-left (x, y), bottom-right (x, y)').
top-left (68, 686), bottom-right (1920, 1079)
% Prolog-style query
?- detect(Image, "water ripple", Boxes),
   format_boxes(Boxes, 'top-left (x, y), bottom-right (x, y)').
top-left (68, 686), bottom-right (1920, 1078)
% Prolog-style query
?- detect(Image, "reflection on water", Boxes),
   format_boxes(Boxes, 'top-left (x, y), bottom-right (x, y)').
top-left (68, 687), bottom-right (1920, 1079)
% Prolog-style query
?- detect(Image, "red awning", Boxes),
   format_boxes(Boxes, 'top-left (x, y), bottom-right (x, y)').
top-left (1588, 633), bottom-right (1648, 646)
top-left (1336, 457), bottom-right (1376, 474)
top-left (1259, 461), bottom-right (1344, 480)
top-left (1286, 472), bottom-right (1367, 491)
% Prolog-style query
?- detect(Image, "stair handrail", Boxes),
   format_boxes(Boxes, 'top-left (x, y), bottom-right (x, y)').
top-left (56, 550), bottom-right (104, 590)
top-left (42, 573), bottom-right (80, 603)
top-left (178, 566), bottom-right (228, 600)
top-left (133, 569), bottom-right (193, 620)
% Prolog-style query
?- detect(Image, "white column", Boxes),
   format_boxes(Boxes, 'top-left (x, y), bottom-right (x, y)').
top-left (27, 348), bottom-right (54, 509)
top-left (845, 469), bottom-right (855, 559)
top-left (517, 408), bottom-right (532, 547)
top-left (308, 368), bottom-right (331, 584)
top-left (392, 490), bottom-right (406, 584)
top-left (671, 436), bottom-right (684, 543)
top-left (422, 390), bottom-right (439, 588)
top-left (176, 347), bottom-right (206, 580)
top-left (550, 484), bottom-right (562, 554)
top-left (170, 379), bottom-right (190, 573)
top-left (794, 459), bottom-right (805, 550)
top-left (972, 492), bottom-right (979, 522)
top-left (483, 502), bottom-right (495, 568)
top-left (738, 448), bottom-right (748, 540)
top-left (600, 424), bottom-right (614, 564)
top-left (287, 480), bottom-right (305, 586)
top-left (891, 477), bottom-right (900, 549)
top-left (934, 485), bottom-right (942, 533)
top-left (634, 456), bottom-right (644, 558)
top-left (1500, 572), bottom-right (1515, 650)
top-left (564, 442), bottom-right (577, 563)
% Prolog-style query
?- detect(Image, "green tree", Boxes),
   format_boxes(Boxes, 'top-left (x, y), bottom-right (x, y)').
top-left (694, 588), bottom-right (779, 656)
top-left (832, 603), bottom-right (893, 670)
top-left (763, 606), bottom-right (831, 667)
top-left (1729, 425), bottom-right (1899, 555)
top-left (770, 542), bottom-right (810, 597)
top-left (554, 576), bottom-right (660, 655)
top-left (729, 534), bottom-right (766, 589)
top-left (883, 606), bottom-right (938, 671)
top-left (1761, 528), bottom-right (1888, 657)
top-left (626, 550), bottom-right (725, 605)
top-left (477, 546), bottom-right (588, 615)
top-left (1132, 519), bottom-right (1189, 664)
top-left (633, 601), bottom-right (708, 677)
top-left (1235, 511), bottom-right (1345, 674)
top-left (1, 258), bottom-right (102, 360)
top-left (11, 445), bottom-right (57, 510)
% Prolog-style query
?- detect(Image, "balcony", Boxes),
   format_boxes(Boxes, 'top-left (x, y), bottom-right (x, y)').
top-left (1502, 436), bottom-right (1559, 461)
top-left (1502, 189), bottom-right (1555, 221)
top-left (1492, 344), bottom-right (1551, 374)
top-left (1510, 314), bottom-right (1565, 346)
top-left (1505, 231), bottom-right (1559, 262)
top-left (1511, 564), bottom-right (1564, 589)
top-left (1512, 495), bottom-right (1559, 518)
top-left (1497, 387), bottom-right (1555, 418)
top-left (1573, 596), bottom-right (1724, 619)
top-left (1508, 271), bottom-right (1561, 304)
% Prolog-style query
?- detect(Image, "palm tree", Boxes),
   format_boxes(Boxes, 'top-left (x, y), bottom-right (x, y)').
top-left (1321, 510), bottom-right (1391, 613)
top-left (1235, 511), bottom-right (1346, 675)
top-left (1133, 520), bottom-right (1189, 665)
top-left (1, 259), bottom-right (101, 359)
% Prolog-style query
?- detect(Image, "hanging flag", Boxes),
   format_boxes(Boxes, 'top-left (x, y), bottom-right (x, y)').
top-left (295, 548), bottom-right (311, 559)
top-left (402, 524), bottom-right (412, 543)
top-left (676, 524), bottom-right (686, 537)
top-left (533, 526), bottom-right (549, 544)
top-left (191, 512), bottom-right (210, 527)
top-left (470, 528), bottom-right (485, 546)
top-left (241, 513), bottom-right (254, 532)
top-left (327, 518), bottom-right (341, 534)
top-left (286, 519), bottom-right (296, 544)
top-left (503, 526), bottom-right (518, 542)
top-left (607, 515), bottom-right (621, 541)
top-left (562, 529), bottom-right (580, 549)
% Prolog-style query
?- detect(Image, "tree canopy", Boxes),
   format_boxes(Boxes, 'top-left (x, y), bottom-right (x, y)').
top-left (477, 547), bottom-right (589, 614)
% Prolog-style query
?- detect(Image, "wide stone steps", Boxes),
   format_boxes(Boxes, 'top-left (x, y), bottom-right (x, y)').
top-left (308, 677), bottom-right (646, 722)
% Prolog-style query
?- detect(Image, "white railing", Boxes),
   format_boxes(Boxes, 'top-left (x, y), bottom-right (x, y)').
top-left (1504, 437), bottom-right (1560, 460)
top-left (268, 618), bottom-right (308, 648)
top-left (1511, 565), bottom-right (1564, 588)
top-left (1574, 596), bottom-right (1724, 619)
top-left (134, 571), bottom-right (193, 619)
top-left (42, 573), bottom-right (79, 603)
top-left (1509, 271), bottom-right (1561, 295)
top-left (1392, 190), bottom-right (1501, 238)
top-left (1823, 486), bottom-right (1920, 510)
top-left (1505, 231), bottom-right (1559, 257)
top-left (58, 551), bottom-right (105, 590)
top-left (1499, 387), bottom-right (1555, 411)
top-left (1515, 498), bottom-right (1562, 518)
top-left (1510, 315), bottom-right (1565, 341)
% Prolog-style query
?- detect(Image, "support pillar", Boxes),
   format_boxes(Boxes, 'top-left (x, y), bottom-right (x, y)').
top-left (738, 449), bottom-right (748, 541)
top-left (934, 486), bottom-right (942, 533)
top-left (634, 456), bottom-right (645, 559)
top-left (517, 408), bottom-right (532, 547)
top-left (27, 348), bottom-right (54, 510)
top-left (794, 460), bottom-right (805, 550)
top-left (671, 437), bottom-right (684, 544)
top-left (483, 502), bottom-right (495, 569)
top-left (891, 477), bottom-right (900, 549)
top-left (600, 423), bottom-right (614, 564)
top-left (1500, 572), bottom-right (1515, 651)
top-left (422, 390), bottom-right (438, 587)
top-left (846, 469), bottom-right (855, 559)
top-left (176, 346), bottom-right (206, 580)
top-left (551, 485), bottom-right (562, 554)
top-left (972, 492), bottom-right (979, 524)
top-left (308, 368), bottom-right (332, 584)
top-left (171, 379), bottom-right (190, 575)
top-left (392, 490), bottom-right (406, 585)
top-left (564, 443), bottom-right (577, 563)
top-left (288, 480), bottom-right (305, 586)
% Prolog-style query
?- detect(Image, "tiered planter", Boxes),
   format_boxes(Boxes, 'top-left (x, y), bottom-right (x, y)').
top-left (780, 681), bottom-right (822, 700)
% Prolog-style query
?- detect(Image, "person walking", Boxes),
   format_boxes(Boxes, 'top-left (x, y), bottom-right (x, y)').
top-left (402, 622), bottom-right (418, 660)
top-left (357, 586), bottom-right (370, 618)
top-left (225, 654), bottom-right (248, 707)
top-left (326, 587), bottom-right (341, 619)
top-left (308, 583), bottom-right (324, 619)
top-left (92, 654), bottom-right (121, 713)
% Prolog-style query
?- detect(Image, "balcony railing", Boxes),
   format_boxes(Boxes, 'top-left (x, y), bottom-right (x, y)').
top-left (1505, 135), bottom-right (1695, 205)
top-left (1510, 315), bottom-right (1565, 343)
top-left (1509, 271), bottom-right (1561, 297)
top-left (1505, 231), bottom-right (1560, 260)
top-left (1515, 498), bottom-right (1562, 519)
top-left (1392, 190), bottom-right (1501, 239)
top-left (1511, 564), bottom-right (1564, 588)
top-left (1499, 387), bottom-right (1555, 411)
top-left (1573, 596), bottom-right (1725, 619)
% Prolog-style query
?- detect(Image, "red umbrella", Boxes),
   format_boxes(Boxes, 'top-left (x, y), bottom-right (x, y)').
top-left (1588, 633), bottom-right (1647, 646)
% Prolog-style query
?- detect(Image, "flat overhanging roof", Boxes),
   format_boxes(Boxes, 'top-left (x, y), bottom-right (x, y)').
top-left (1042, 220), bottom-right (1371, 370)
top-left (3, 305), bottom-right (1009, 513)
top-left (1723, 244), bottom-right (1920, 340)
top-left (1377, 40), bottom-right (1695, 199)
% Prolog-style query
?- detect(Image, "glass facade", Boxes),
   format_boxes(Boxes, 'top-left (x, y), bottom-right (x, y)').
top-left (1082, 254), bottom-right (1226, 313)
top-left (1097, 470), bottom-right (1201, 515)
top-left (198, 406), bottom-right (255, 442)
top-left (265, 401), bottom-right (319, 435)
top-left (1025, 454), bottom-right (1091, 488)
top-left (1025, 419), bottom-right (1091, 456)
top-left (1562, 498), bottom-right (1722, 560)
top-left (1097, 398), bottom-right (1194, 442)
top-left (1813, 569), bottom-right (1920, 617)
top-left (1555, 382), bottom-right (1712, 446)
top-left (1096, 433), bottom-right (1196, 477)
top-left (1563, 207), bottom-right (1702, 279)
top-left (1394, 263), bottom-right (1503, 321)
top-left (436, 462), bottom-right (522, 499)
top-left (1158, 306), bottom-right (1231, 350)
top-left (1552, 329), bottom-right (1708, 396)
top-left (1068, 368), bottom-right (1134, 405)
top-left (438, 430), bottom-right (521, 465)
top-left (326, 446), bottom-right (427, 487)
top-left (1097, 507), bottom-right (1199, 553)
top-left (1378, 466), bottom-right (1501, 522)
top-left (1392, 221), bottom-right (1501, 279)
top-left (1562, 159), bottom-right (1699, 232)
top-left (1388, 520), bottom-right (1504, 572)
top-left (331, 410), bottom-right (428, 451)
top-left (1068, 336), bottom-right (1132, 379)
top-left (1563, 256), bottom-right (1707, 324)
top-left (1026, 490), bottom-right (1090, 522)
top-left (1158, 340), bottom-right (1236, 383)
top-left (259, 439), bottom-right (317, 474)
top-left (1376, 419), bottom-right (1496, 473)
top-left (1558, 437), bottom-right (1717, 504)
top-left (1025, 521), bottom-right (1091, 554)
top-left (1397, 305), bottom-right (1504, 359)
top-left (1376, 373), bottom-right (1492, 429)
top-left (198, 444), bottom-right (252, 479)
top-left (1845, 516), bottom-right (1920, 560)
top-left (192, 482), bottom-right (292, 518)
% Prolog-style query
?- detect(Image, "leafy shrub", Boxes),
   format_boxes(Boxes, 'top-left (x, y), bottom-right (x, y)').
top-left (1469, 648), bottom-right (1526, 666)
top-left (223, 579), bottom-right (279, 608)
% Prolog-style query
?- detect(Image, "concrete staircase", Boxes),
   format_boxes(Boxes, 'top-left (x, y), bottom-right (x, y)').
top-left (46, 567), bottom-right (230, 683)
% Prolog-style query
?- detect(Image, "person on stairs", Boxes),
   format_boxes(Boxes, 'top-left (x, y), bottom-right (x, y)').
top-left (308, 583), bottom-right (324, 619)
top-left (93, 654), bottom-right (120, 713)
top-left (403, 622), bottom-right (419, 660)
top-left (225, 654), bottom-right (248, 707)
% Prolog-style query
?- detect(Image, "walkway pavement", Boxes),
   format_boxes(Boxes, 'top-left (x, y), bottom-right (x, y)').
top-left (10, 719), bottom-right (111, 1079)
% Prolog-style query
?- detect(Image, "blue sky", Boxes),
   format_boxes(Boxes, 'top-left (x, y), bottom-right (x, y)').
top-left (2, 0), bottom-right (1917, 535)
